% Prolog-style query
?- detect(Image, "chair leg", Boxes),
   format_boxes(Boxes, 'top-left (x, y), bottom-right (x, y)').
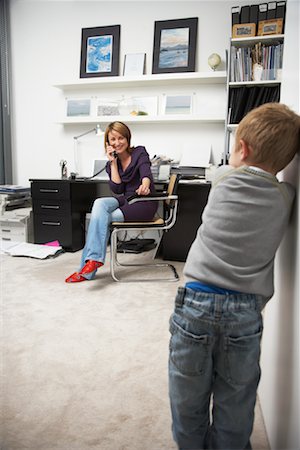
top-left (110, 228), bottom-right (179, 282)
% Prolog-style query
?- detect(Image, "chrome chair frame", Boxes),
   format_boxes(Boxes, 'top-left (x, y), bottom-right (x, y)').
top-left (110, 175), bottom-right (180, 282)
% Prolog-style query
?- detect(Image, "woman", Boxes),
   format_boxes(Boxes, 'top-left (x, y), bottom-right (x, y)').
top-left (66, 121), bottom-right (158, 283)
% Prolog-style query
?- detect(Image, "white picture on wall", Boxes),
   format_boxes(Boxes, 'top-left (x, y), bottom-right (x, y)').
top-left (123, 53), bottom-right (146, 76)
top-left (96, 98), bottom-right (120, 116)
top-left (66, 98), bottom-right (91, 117)
top-left (162, 94), bottom-right (193, 115)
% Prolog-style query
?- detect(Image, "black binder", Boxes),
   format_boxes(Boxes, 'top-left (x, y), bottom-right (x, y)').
top-left (240, 5), bottom-right (250, 23)
top-left (231, 6), bottom-right (240, 26)
top-left (267, 2), bottom-right (277, 19)
top-left (258, 3), bottom-right (268, 21)
top-left (249, 4), bottom-right (259, 26)
top-left (276, 1), bottom-right (286, 32)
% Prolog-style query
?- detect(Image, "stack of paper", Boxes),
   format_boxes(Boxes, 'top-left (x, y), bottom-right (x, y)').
top-left (0, 241), bottom-right (63, 259)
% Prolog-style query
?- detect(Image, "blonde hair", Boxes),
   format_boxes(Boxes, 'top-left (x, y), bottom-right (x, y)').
top-left (236, 103), bottom-right (300, 173)
top-left (104, 121), bottom-right (133, 153)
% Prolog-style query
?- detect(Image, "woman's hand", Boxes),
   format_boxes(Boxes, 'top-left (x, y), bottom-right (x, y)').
top-left (136, 177), bottom-right (151, 196)
top-left (106, 144), bottom-right (118, 163)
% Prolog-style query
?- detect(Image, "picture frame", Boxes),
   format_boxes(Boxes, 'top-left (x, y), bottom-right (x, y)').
top-left (258, 18), bottom-right (283, 36)
top-left (123, 53), bottom-right (146, 76)
top-left (96, 98), bottom-right (120, 116)
top-left (162, 94), bottom-right (193, 115)
top-left (152, 17), bottom-right (198, 74)
top-left (66, 98), bottom-right (91, 117)
top-left (80, 25), bottom-right (120, 78)
top-left (232, 23), bottom-right (256, 39)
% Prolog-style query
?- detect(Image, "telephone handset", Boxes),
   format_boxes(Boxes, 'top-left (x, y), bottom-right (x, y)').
top-left (106, 140), bottom-right (118, 159)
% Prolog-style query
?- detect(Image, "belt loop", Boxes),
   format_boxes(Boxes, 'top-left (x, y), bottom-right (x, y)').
top-left (175, 286), bottom-right (186, 307)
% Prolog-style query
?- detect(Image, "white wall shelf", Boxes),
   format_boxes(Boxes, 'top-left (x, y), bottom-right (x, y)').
top-left (229, 80), bottom-right (281, 87)
top-left (53, 71), bottom-right (227, 91)
top-left (58, 115), bottom-right (225, 125)
top-left (231, 34), bottom-right (284, 46)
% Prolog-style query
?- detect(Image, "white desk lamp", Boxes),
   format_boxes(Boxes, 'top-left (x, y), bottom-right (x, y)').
top-left (73, 124), bottom-right (104, 176)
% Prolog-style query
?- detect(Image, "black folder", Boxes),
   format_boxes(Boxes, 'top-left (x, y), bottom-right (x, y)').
top-left (240, 5), bottom-right (250, 23)
top-left (249, 5), bottom-right (259, 26)
top-left (276, 1), bottom-right (286, 32)
top-left (231, 6), bottom-right (240, 26)
top-left (258, 3), bottom-right (268, 21)
top-left (267, 2), bottom-right (277, 19)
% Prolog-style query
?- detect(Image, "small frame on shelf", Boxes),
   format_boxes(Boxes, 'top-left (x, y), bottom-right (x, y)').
top-left (162, 94), bottom-right (193, 115)
top-left (80, 25), bottom-right (120, 78)
top-left (123, 53), bottom-right (146, 76)
top-left (232, 23), bottom-right (256, 39)
top-left (258, 18), bottom-right (283, 36)
top-left (152, 17), bottom-right (198, 74)
top-left (96, 98), bottom-right (120, 116)
top-left (66, 98), bottom-right (91, 117)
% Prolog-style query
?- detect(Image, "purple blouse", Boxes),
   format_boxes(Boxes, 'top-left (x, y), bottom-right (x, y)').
top-left (106, 146), bottom-right (158, 221)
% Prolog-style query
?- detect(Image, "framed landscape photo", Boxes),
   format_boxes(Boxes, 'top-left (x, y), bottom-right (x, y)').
top-left (66, 98), bottom-right (91, 117)
top-left (232, 23), bottom-right (256, 38)
top-left (258, 18), bottom-right (283, 36)
top-left (80, 25), bottom-right (120, 78)
top-left (162, 94), bottom-right (193, 115)
top-left (152, 17), bottom-right (198, 74)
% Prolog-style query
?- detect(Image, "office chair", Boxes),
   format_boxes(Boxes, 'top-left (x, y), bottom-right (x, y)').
top-left (110, 174), bottom-right (180, 282)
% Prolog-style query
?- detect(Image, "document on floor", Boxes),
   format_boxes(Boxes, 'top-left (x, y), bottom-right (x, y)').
top-left (0, 241), bottom-right (63, 259)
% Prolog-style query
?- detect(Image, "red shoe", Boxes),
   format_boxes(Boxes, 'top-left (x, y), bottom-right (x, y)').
top-left (80, 260), bottom-right (103, 275)
top-left (65, 272), bottom-right (86, 283)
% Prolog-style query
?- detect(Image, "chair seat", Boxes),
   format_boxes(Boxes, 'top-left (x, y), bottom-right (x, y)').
top-left (112, 216), bottom-right (164, 227)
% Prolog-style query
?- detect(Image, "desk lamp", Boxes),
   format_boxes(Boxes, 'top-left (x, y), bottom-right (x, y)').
top-left (73, 124), bottom-right (104, 177)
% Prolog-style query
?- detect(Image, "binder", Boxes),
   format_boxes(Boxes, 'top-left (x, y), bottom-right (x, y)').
top-left (267, 2), bottom-right (277, 19)
top-left (249, 4), bottom-right (259, 26)
top-left (231, 6), bottom-right (240, 26)
top-left (258, 3), bottom-right (268, 22)
top-left (240, 5), bottom-right (250, 23)
top-left (276, 1), bottom-right (286, 32)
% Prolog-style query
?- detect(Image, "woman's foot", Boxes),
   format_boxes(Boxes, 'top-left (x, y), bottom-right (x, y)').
top-left (80, 260), bottom-right (103, 275)
top-left (65, 272), bottom-right (86, 283)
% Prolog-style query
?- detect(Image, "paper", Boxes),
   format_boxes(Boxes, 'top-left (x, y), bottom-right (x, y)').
top-left (179, 146), bottom-right (211, 168)
top-left (0, 241), bottom-right (63, 259)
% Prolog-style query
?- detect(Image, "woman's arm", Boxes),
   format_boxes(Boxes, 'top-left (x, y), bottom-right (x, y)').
top-left (136, 177), bottom-right (151, 195)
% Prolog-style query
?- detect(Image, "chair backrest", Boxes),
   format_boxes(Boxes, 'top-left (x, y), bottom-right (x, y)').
top-left (165, 173), bottom-right (180, 207)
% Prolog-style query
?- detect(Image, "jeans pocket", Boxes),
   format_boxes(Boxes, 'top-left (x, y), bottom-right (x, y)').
top-left (169, 318), bottom-right (210, 376)
top-left (226, 328), bottom-right (263, 385)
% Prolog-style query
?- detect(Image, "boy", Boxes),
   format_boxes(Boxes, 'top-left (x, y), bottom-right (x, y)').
top-left (168, 103), bottom-right (300, 450)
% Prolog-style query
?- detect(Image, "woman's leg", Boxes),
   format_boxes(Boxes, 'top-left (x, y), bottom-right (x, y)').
top-left (66, 197), bottom-right (124, 282)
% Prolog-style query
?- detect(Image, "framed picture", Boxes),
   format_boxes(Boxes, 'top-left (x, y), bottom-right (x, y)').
top-left (96, 99), bottom-right (120, 116)
top-left (131, 96), bottom-right (158, 116)
top-left (152, 17), bottom-right (198, 74)
top-left (162, 94), bottom-right (193, 115)
top-left (232, 23), bottom-right (256, 39)
top-left (123, 53), bottom-right (146, 76)
top-left (66, 98), bottom-right (91, 117)
top-left (80, 25), bottom-right (120, 78)
top-left (258, 18), bottom-right (283, 36)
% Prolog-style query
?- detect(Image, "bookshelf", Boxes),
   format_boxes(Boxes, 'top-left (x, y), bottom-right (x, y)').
top-left (224, 33), bottom-right (284, 159)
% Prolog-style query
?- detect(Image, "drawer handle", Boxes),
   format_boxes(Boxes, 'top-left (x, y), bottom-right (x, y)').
top-left (39, 188), bottom-right (59, 193)
top-left (2, 229), bottom-right (11, 233)
top-left (42, 221), bottom-right (61, 226)
top-left (2, 237), bottom-right (11, 241)
top-left (41, 205), bottom-right (60, 209)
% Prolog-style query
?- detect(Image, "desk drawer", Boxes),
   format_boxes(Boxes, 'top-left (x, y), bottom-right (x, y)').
top-left (33, 214), bottom-right (84, 250)
top-left (31, 181), bottom-right (70, 200)
top-left (32, 199), bottom-right (71, 216)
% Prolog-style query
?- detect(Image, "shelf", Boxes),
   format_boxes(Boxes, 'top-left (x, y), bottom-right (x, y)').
top-left (57, 114), bottom-right (225, 125)
top-left (229, 80), bottom-right (281, 87)
top-left (231, 34), bottom-right (284, 46)
top-left (53, 71), bottom-right (227, 90)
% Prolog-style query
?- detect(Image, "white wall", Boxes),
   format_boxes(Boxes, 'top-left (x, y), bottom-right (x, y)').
top-left (258, 1), bottom-right (300, 449)
top-left (9, 0), bottom-right (247, 185)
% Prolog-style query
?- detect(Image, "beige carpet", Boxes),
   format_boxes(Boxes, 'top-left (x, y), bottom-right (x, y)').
top-left (0, 249), bottom-right (269, 450)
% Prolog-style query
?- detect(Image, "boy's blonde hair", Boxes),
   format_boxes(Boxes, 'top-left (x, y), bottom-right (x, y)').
top-left (236, 102), bottom-right (300, 173)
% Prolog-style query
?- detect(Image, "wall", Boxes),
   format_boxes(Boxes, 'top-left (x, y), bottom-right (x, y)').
top-left (258, 1), bottom-right (300, 449)
top-left (9, 0), bottom-right (245, 185)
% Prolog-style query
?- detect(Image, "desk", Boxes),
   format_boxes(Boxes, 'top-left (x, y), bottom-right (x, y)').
top-left (160, 181), bottom-right (210, 262)
top-left (30, 179), bottom-right (165, 252)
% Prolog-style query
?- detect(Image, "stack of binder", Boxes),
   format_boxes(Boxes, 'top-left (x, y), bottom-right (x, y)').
top-left (228, 85), bottom-right (280, 124)
top-left (231, 2), bottom-right (286, 35)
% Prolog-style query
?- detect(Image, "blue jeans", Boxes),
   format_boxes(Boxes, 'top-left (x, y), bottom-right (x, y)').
top-left (169, 286), bottom-right (264, 450)
top-left (79, 197), bottom-right (124, 279)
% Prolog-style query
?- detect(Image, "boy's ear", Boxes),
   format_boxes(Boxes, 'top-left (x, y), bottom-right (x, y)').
top-left (239, 139), bottom-right (250, 161)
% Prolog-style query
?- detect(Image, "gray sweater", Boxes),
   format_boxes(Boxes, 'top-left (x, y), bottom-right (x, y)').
top-left (183, 165), bottom-right (295, 300)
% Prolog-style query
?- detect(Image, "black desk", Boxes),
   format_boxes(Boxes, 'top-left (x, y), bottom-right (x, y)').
top-left (160, 181), bottom-right (210, 262)
top-left (30, 178), bottom-right (165, 252)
